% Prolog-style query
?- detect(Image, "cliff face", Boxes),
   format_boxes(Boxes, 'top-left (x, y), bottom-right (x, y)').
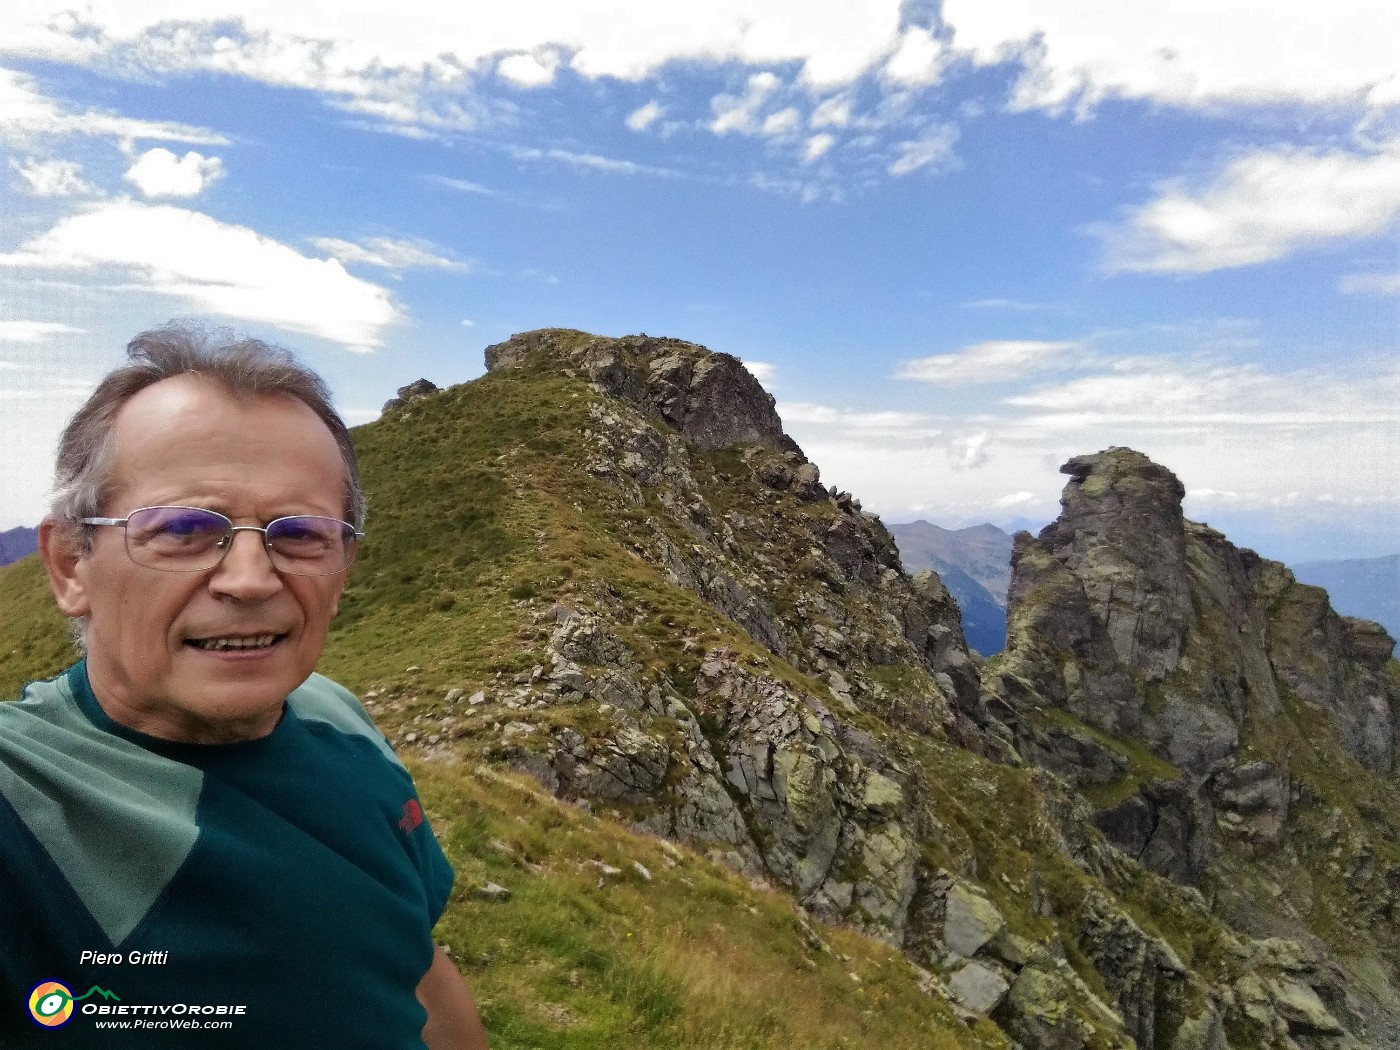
top-left (988, 447), bottom-right (1400, 1043)
top-left (455, 333), bottom-right (1397, 1049)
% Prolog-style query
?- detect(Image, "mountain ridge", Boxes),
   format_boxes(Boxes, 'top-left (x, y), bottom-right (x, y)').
top-left (2, 328), bottom-right (1396, 1049)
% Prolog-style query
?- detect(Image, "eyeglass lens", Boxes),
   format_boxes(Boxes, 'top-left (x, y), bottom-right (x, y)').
top-left (125, 506), bottom-right (356, 575)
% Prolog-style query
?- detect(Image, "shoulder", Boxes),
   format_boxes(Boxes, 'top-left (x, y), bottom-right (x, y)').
top-left (287, 673), bottom-right (402, 768)
top-left (0, 665), bottom-right (91, 744)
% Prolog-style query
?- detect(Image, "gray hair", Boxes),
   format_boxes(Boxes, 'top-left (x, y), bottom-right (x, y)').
top-left (51, 321), bottom-right (367, 542)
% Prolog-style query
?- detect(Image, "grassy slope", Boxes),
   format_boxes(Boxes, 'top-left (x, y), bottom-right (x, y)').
top-left (0, 553), bottom-right (75, 698)
top-left (416, 760), bottom-right (1001, 1049)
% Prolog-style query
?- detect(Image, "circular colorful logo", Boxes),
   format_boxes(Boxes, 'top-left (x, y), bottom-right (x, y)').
top-left (28, 981), bottom-right (75, 1028)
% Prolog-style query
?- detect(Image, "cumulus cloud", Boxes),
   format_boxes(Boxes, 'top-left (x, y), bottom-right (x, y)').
top-left (710, 72), bottom-right (782, 136)
top-left (898, 340), bottom-right (1077, 385)
top-left (0, 201), bottom-right (398, 350)
top-left (310, 235), bottom-right (470, 272)
top-left (888, 125), bottom-right (959, 176)
top-left (10, 157), bottom-right (96, 197)
top-left (803, 133), bottom-right (836, 163)
top-left (0, 67), bottom-right (225, 150)
top-left (626, 100), bottom-right (664, 131)
top-left (883, 26), bottom-right (944, 86)
top-left (742, 360), bottom-right (775, 384)
top-left (124, 148), bottom-right (225, 198)
top-left (947, 431), bottom-right (990, 469)
top-left (810, 95), bottom-right (853, 128)
top-left (761, 107), bottom-right (801, 136)
top-left (940, 0), bottom-right (1400, 113)
top-left (497, 50), bottom-right (560, 87)
top-left (3, 2), bottom-right (903, 122)
top-left (1103, 142), bottom-right (1400, 274)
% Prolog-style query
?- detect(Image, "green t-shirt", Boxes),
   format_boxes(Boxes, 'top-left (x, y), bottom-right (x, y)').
top-left (0, 663), bottom-right (454, 1048)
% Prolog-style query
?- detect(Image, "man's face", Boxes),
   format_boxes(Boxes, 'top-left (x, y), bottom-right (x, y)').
top-left (45, 376), bottom-right (352, 743)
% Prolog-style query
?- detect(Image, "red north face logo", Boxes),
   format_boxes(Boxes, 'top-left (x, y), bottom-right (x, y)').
top-left (398, 799), bottom-right (424, 833)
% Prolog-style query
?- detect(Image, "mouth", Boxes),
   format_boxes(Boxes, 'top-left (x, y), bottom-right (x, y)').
top-left (186, 633), bottom-right (286, 653)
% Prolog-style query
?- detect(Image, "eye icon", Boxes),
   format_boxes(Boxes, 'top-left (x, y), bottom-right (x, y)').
top-left (28, 982), bottom-right (75, 1027)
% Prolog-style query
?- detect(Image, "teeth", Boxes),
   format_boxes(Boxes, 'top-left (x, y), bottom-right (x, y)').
top-left (193, 634), bottom-right (278, 651)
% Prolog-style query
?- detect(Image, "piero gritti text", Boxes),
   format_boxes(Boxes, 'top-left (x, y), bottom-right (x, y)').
top-left (80, 950), bottom-right (170, 965)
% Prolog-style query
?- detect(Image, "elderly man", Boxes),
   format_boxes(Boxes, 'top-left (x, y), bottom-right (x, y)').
top-left (0, 325), bottom-right (488, 1048)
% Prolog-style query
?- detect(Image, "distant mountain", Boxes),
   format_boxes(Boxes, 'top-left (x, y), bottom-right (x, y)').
top-left (888, 521), bottom-right (1013, 655)
top-left (1294, 553), bottom-right (1400, 639)
top-left (0, 526), bottom-right (37, 567)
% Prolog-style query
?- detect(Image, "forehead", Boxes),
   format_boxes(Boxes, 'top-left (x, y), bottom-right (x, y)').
top-left (105, 375), bottom-right (346, 513)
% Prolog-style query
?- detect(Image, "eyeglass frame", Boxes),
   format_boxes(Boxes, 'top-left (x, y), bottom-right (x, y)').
top-left (76, 505), bottom-right (365, 577)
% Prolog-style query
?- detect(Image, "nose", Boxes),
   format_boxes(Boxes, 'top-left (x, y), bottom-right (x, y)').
top-left (208, 528), bottom-right (283, 601)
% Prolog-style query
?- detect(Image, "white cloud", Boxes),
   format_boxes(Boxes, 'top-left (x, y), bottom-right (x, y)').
top-left (992, 491), bottom-right (1039, 510)
top-left (778, 401), bottom-right (943, 449)
top-left (124, 148), bottom-right (224, 198)
top-left (1340, 270), bottom-right (1400, 296)
top-left (426, 175), bottom-right (496, 195)
top-left (3, 3), bottom-right (904, 127)
top-left (626, 100), bottom-right (664, 131)
top-left (710, 72), bottom-right (781, 136)
top-left (1103, 142), bottom-right (1400, 274)
top-left (1003, 358), bottom-right (1400, 429)
top-left (810, 95), bottom-right (852, 128)
top-left (761, 107), bottom-right (801, 137)
top-left (311, 236), bottom-right (470, 272)
top-left (883, 27), bottom-right (944, 86)
top-left (510, 145), bottom-right (678, 177)
top-left (0, 321), bottom-right (84, 343)
top-left (0, 201), bottom-right (398, 350)
top-left (459, 318), bottom-right (476, 327)
top-left (948, 431), bottom-right (990, 469)
top-left (497, 50), bottom-right (560, 87)
top-left (742, 359), bottom-right (775, 384)
top-left (888, 125), bottom-right (959, 176)
top-left (10, 157), bottom-right (96, 197)
top-left (898, 340), bottom-right (1077, 385)
top-left (0, 67), bottom-right (226, 146)
top-left (803, 133), bottom-right (836, 163)
top-left (940, 0), bottom-right (1400, 113)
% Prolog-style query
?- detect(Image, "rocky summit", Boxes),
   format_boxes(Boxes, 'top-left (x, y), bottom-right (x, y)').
top-left (3, 328), bottom-right (1397, 1049)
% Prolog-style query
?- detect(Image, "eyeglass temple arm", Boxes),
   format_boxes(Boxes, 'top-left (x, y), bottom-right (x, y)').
top-left (76, 517), bottom-right (128, 526)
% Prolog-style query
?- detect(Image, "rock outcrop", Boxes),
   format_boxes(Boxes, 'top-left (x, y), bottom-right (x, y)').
top-left (374, 335), bottom-right (1399, 1049)
top-left (988, 446), bottom-right (1400, 1046)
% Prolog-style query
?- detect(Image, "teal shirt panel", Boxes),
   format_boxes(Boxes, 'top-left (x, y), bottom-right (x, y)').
top-left (0, 664), bottom-right (454, 1049)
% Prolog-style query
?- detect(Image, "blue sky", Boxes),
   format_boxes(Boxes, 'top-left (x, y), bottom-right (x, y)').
top-left (2, 2), bottom-right (1398, 565)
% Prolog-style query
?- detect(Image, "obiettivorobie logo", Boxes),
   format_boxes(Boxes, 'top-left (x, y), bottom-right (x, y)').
top-left (27, 981), bottom-right (120, 1029)
top-left (25, 980), bottom-right (246, 1033)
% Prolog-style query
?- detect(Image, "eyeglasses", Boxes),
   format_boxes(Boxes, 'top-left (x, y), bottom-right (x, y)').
top-left (78, 506), bottom-right (363, 576)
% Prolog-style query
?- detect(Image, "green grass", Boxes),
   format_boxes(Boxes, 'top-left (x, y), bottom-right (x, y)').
top-left (0, 553), bottom-right (76, 699)
top-left (415, 761), bottom-right (1003, 1050)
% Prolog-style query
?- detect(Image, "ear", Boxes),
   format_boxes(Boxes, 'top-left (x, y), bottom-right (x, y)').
top-left (39, 517), bottom-right (92, 618)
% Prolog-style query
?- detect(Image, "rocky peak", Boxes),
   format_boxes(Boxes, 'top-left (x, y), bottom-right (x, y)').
top-left (381, 377), bottom-right (440, 413)
top-left (1039, 447), bottom-right (1193, 681)
top-left (989, 446), bottom-right (1400, 1042)
top-left (484, 328), bottom-right (802, 456)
